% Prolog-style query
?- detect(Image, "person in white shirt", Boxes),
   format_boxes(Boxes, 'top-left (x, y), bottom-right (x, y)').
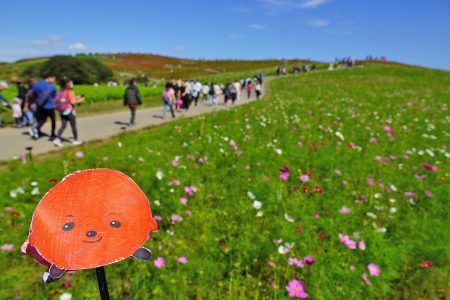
top-left (12, 98), bottom-right (23, 128)
top-left (202, 83), bottom-right (210, 103)
top-left (255, 83), bottom-right (262, 99)
top-left (233, 81), bottom-right (241, 100)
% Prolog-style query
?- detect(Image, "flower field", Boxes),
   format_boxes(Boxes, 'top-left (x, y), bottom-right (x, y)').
top-left (0, 64), bottom-right (449, 299)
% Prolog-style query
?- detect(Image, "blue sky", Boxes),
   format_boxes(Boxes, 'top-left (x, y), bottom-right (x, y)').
top-left (1, 0), bottom-right (449, 69)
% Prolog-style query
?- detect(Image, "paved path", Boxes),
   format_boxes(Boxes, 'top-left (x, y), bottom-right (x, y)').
top-left (1, 83), bottom-right (268, 161)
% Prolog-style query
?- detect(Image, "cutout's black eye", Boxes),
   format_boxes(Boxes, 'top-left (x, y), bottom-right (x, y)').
top-left (62, 222), bottom-right (75, 231)
top-left (110, 220), bottom-right (121, 228)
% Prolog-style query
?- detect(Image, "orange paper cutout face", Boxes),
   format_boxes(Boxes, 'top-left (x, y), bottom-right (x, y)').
top-left (23, 169), bottom-right (158, 273)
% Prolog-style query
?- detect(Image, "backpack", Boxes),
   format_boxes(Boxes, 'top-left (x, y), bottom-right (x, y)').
top-left (54, 91), bottom-right (70, 113)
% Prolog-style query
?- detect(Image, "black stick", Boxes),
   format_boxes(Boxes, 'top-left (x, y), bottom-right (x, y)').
top-left (95, 267), bottom-right (110, 300)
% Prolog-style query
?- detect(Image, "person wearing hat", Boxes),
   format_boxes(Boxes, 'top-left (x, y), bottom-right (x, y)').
top-left (11, 97), bottom-right (22, 128)
top-left (0, 81), bottom-right (11, 127)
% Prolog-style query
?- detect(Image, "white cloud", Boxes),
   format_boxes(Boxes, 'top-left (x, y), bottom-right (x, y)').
top-left (259, 0), bottom-right (332, 9)
top-left (308, 18), bottom-right (330, 27)
top-left (301, 0), bottom-right (332, 8)
top-left (68, 43), bottom-right (87, 50)
top-left (175, 45), bottom-right (187, 53)
top-left (33, 36), bottom-right (63, 46)
top-left (249, 24), bottom-right (267, 30)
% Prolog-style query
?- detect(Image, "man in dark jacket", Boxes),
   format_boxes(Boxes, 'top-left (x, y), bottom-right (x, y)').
top-left (124, 80), bottom-right (142, 127)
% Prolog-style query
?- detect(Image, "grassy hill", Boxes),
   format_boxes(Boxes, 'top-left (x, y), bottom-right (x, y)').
top-left (0, 53), bottom-right (319, 82)
top-left (0, 64), bottom-right (449, 299)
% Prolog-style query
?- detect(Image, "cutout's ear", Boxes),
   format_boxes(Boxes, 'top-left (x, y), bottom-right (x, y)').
top-left (132, 247), bottom-right (152, 260)
top-left (43, 264), bottom-right (66, 283)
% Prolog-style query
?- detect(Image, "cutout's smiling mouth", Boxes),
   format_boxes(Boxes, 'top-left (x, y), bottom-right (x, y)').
top-left (83, 236), bottom-right (103, 244)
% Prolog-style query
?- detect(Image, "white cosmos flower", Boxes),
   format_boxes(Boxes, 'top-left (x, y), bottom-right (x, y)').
top-left (256, 210), bottom-right (264, 217)
top-left (252, 200), bottom-right (262, 210)
top-left (278, 242), bottom-right (294, 255)
top-left (284, 213), bottom-right (295, 223)
top-left (60, 293), bottom-right (72, 300)
top-left (335, 131), bottom-right (345, 141)
top-left (9, 190), bottom-right (17, 198)
top-left (390, 207), bottom-right (397, 214)
top-left (117, 142), bottom-right (122, 148)
top-left (31, 187), bottom-right (40, 195)
top-left (275, 148), bottom-right (283, 155)
top-left (30, 181), bottom-right (38, 187)
top-left (154, 200), bottom-right (161, 206)
top-left (247, 191), bottom-right (256, 200)
top-left (366, 212), bottom-right (377, 219)
top-left (156, 170), bottom-right (164, 180)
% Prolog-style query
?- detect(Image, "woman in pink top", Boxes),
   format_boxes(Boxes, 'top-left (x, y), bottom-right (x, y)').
top-left (53, 77), bottom-right (84, 147)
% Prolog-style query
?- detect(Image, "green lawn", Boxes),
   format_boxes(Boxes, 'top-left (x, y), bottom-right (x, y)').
top-left (0, 65), bottom-right (448, 299)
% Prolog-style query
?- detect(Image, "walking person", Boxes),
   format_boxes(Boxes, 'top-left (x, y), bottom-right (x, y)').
top-left (10, 77), bottom-right (30, 126)
top-left (181, 80), bottom-right (192, 110)
top-left (202, 83), bottom-right (210, 103)
top-left (162, 82), bottom-right (176, 119)
top-left (208, 83), bottom-right (216, 107)
top-left (193, 80), bottom-right (202, 106)
top-left (247, 81), bottom-right (253, 99)
top-left (29, 73), bottom-right (57, 140)
top-left (53, 77), bottom-right (84, 147)
top-left (255, 82), bottom-right (262, 99)
top-left (0, 81), bottom-right (11, 128)
top-left (11, 98), bottom-right (22, 128)
top-left (123, 80), bottom-right (142, 127)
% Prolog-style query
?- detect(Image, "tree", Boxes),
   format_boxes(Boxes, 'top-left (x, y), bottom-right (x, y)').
top-left (39, 56), bottom-right (113, 84)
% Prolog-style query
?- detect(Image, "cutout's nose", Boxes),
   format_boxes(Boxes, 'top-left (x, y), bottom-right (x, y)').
top-left (86, 230), bottom-right (97, 238)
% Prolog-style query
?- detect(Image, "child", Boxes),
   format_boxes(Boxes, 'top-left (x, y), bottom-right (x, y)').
top-left (12, 97), bottom-right (22, 127)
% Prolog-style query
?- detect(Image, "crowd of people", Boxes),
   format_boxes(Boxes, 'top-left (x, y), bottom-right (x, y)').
top-left (124, 76), bottom-right (263, 124)
top-left (0, 73), bottom-right (85, 147)
top-left (0, 73), bottom-right (264, 147)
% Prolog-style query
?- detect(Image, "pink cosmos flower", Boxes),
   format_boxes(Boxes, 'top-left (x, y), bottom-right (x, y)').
top-left (362, 273), bottom-right (371, 285)
top-left (335, 169), bottom-right (342, 176)
top-left (367, 178), bottom-right (374, 186)
top-left (303, 256), bottom-right (314, 265)
top-left (172, 160), bottom-right (179, 167)
top-left (383, 125), bottom-right (392, 131)
top-left (180, 197), bottom-right (188, 205)
top-left (339, 233), bottom-right (357, 250)
top-left (267, 261), bottom-right (274, 268)
top-left (235, 151), bottom-right (242, 156)
top-left (422, 163), bottom-right (438, 172)
top-left (103, 156), bottom-right (109, 161)
top-left (387, 131), bottom-right (395, 137)
top-left (168, 180), bottom-right (181, 186)
top-left (177, 256), bottom-right (188, 264)
top-left (286, 279), bottom-right (308, 298)
top-left (339, 207), bottom-right (351, 214)
top-left (288, 258), bottom-right (304, 268)
top-left (404, 192), bottom-right (416, 198)
top-left (154, 257), bottom-right (165, 269)
top-left (229, 140), bottom-right (237, 149)
top-left (273, 239), bottom-right (283, 244)
top-left (424, 191), bottom-right (433, 198)
top-left (246, 124), bottom-right (251, 130)
top-left (185, 210), bottom-right (192, 217)
top-left (198, 157), bottom-right (207, 164)
top-left (314, 213), bottom-right (320, 219)
top-left (0, 244), bottom-right (14, 251)
top-left (184, 186), bottom-right (194, 196)
top-left (153, 215), bottom-right (163, 221)
top-left (359, 241), bottom-right (366, 251)
top-left (279, 166), bottom-right (291, 181)
top-left (370, 137), bottom-right (378, 143)
top-left (368, 263), bottom-right (381, 276)
top-left (300, 175), bottom-right (310, 183)
top-left (138, 157), bottom-right (145, 162)
top-left (75, 151), bottom-right (84, 158)
top-left (415, 174), bottom-right (427, 180)
top-left (4, 207), bottom-right (13, 212)
top-left (171, 214), bottom-right (183, 224)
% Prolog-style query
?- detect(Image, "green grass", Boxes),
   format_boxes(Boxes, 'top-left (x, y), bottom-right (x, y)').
top-left (0, 65), bottom-right (449, 299)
